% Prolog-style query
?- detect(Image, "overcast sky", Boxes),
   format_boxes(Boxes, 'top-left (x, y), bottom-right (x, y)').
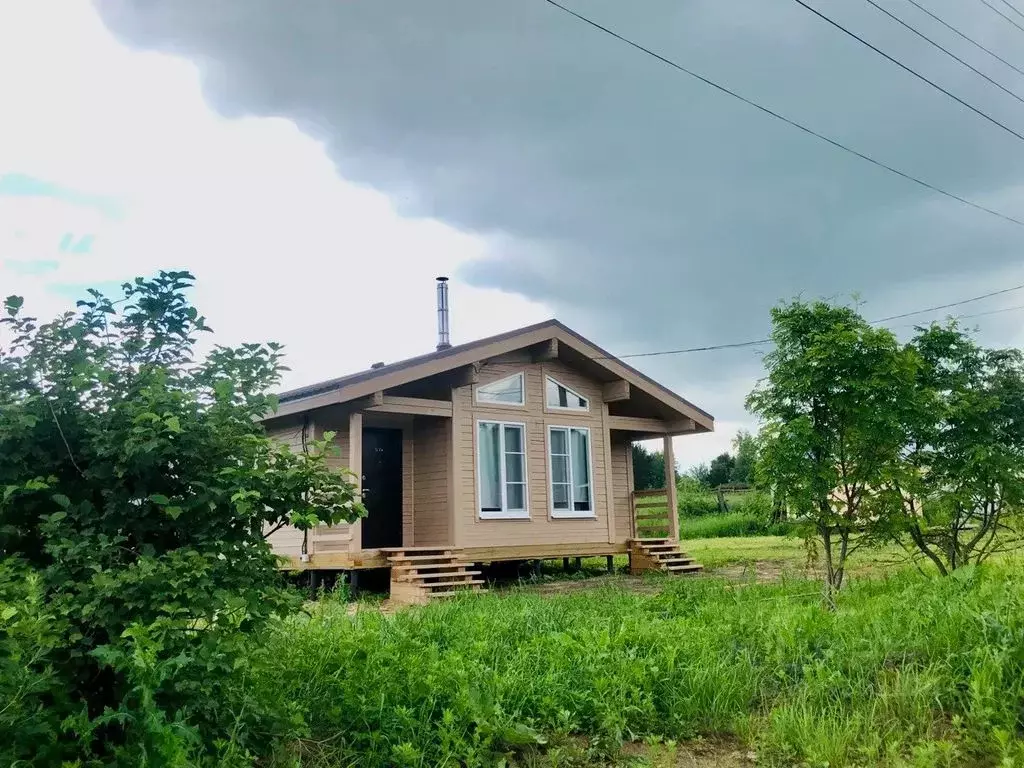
top-left (3, 0), bottom-right (1024, 469)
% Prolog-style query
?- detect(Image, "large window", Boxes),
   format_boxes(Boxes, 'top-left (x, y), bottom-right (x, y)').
top-left (545, 376), bottom-right (588, 411)
top-left (548, 426), bottom-right (594, 517)
top-left (476, 372), bottom-right (525, 406)
top-left (477, 420), bottom-right (528, 518)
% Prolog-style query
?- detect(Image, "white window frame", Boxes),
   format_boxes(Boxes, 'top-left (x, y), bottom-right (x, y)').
top-left (545, 375), bottom-right (590, 412)
top-left (474, 371), bottom-right (526, 407)
top-left (547, 425), bottom-right (596, 519)
top-left (476, 419), bottom-right (529, 520)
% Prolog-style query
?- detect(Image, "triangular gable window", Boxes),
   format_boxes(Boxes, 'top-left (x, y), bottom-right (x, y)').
top-left (546, 376), bottom-right (589, 411)
top-left (476, 372), bottom-right (525, 405)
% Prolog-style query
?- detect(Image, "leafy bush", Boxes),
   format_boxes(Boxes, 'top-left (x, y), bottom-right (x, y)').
top-left (248, 566), bottom-right (1024, 767)
top-left (0, 274), bottom-right (363, 766)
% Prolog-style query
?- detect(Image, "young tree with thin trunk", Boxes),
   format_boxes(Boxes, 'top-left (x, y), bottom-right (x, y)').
top-left (883, 323), bottom-right (1024, 574)
top-left (747, 300), bottom-right (918, 604)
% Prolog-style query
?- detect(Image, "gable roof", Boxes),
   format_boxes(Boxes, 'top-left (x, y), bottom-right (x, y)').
top-left (269, 319), bottom-right (714, 429)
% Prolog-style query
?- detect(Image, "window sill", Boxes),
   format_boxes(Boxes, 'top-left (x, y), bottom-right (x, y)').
top-left (550, 511), bottom-right (597, 520)
top-left (478, 510), bottom-right (531, 521)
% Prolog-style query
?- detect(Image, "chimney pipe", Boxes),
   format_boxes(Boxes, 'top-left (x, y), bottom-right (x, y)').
top-left (435, 276), bottom-right (451, 350)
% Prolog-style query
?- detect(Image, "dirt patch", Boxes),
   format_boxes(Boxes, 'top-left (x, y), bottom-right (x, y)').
top-left (621, 736), bottom-right (755, 767)
top-left (705, 560), bottom-right (802, 583)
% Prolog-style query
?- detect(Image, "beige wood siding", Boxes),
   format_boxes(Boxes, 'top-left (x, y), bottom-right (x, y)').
top-left (456, 358), bottom-right (613, 547)
top-left (265, 418), bottom-right (309, 557)
top-left (413, 416), bottom-right (450, 546)
top-left (610, 433), bottom-right (634, 542)
top-left (311, 423), bottom-right (353, 553)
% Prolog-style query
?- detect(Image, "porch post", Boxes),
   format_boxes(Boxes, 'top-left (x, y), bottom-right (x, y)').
top-left (448, 386), bottom-right (461, 548)
top-left (663, 435), bottom-right (680, 542)
top-left (348, 412), bottom-right (363, 553)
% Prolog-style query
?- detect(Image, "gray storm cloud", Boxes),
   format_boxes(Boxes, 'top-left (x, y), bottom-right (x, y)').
top-left (92, 0), bottom-right (1024, 419)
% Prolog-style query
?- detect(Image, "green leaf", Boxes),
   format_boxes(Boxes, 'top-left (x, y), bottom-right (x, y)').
top-left (164, 415), bottom-right (182, 433)
top-left (4, 294), bottom-right (23, 316)
top-left (1, 606), bottom-right (17, 621)
top-left (149, 494), bottom-right (171, 505)
top-left (165, 505), bottom-right (183, 519)
top-left (53, 493), bottom-right (72, 509)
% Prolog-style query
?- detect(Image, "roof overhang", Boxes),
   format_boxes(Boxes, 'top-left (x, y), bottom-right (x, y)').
top-left (265, 320), bottom-right (714, 432)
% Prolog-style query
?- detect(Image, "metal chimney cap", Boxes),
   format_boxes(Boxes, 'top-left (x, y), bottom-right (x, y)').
top-left (436, 275), bottom-right (449, 282)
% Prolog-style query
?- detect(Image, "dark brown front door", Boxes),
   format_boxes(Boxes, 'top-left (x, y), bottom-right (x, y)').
top-left (360, 427), bottom-right (403, 549)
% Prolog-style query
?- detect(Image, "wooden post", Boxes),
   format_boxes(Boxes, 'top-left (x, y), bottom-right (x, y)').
top-left (606, 555), bottom-right (614, 574)
top-left (663, 435), bottom-right (680, 542)
top-left (449, 387), bottom-right (461, 548)
top-left (563, 557), bottom-right (570, 571)
top-left (574, 557), bottom-right (582, 571)
top-left (348, 412), bottom-right (363, 553)
top-left (601, 404), bottom-right (617, 544)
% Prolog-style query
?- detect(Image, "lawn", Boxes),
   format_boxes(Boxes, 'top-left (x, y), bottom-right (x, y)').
top-left (253, 562), bottom-right (1024, 767)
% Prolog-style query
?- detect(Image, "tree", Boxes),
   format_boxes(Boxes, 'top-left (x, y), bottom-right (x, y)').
top-left (730, 430), bottom-right (758, 485)
top-left (631, 444), bottom-right (666, 491)
top-left (884, 324), bottom-right (1024, 574)
top-left (0, 273), bottom-right (364, 765)
top-left (747, 299), bottom-right (917, 603)
top-left (706, 452), bottom-right (735, 488)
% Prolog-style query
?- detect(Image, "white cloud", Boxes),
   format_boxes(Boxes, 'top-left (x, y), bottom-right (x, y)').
top-left (0, 0), bottom-right (550, 388)
top-left (0, 0), bottom-right (738, 465)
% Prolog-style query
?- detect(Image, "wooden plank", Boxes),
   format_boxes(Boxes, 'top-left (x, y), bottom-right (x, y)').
top-left (633, 488), bottom-right (668, 498)
top-left (607, 416), bottom-right (697, 434)
top-left (602, 402), bottom-right (617, 544)
top-left (366, 396), bottom-right (453, 417)
top-left (664, 435), bottom-right (680, 542)
top-left (461, 542), bottom-right (626, 562)
top-left (348, 412), bottom-right (363, 553)
top-left (602, 380), bottom-right (630, 402)
top-left (449, 385), bottom-right (461, 548)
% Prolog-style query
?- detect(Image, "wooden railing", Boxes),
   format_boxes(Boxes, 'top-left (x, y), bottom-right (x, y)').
top-left (631, 489), bottom-right (672, 539)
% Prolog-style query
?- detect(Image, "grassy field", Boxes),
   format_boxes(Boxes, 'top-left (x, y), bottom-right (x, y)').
top-left (247, 545), bottom-right (1024, 767)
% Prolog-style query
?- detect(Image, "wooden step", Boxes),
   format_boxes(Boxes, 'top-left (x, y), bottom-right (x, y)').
top-left (666, 563), bottom-right (703, 573)
top-left (406, 570), bottom-right (483, 581)
top-left (656, 557), bottom-right (695, 566)
top-left (641, 544), bottom-right (678, 552)
top-left (386, 554), bottom-right (461, 563)
top-left (422, 578), bottom-right (486, 589)
top-left (391, 564), bottom-right (479, 574)
top-left (379, 547), bottom-right (454, 554)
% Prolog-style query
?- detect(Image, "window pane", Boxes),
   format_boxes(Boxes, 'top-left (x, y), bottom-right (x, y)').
top-left (545, 377), bottom-right (559, 407)
top-left (478, 422), bottom-right (502, 510)
top-left (551, 454), bottom-right (569, 484)
top-left (506, 483), bottom-right (526, 511)
top-left (550, 428), bottom-right (568, 455)
top-left (552, 483), bottom-right (570, 509)
top-left (503, 424), bottom-right (523, 453)
top-left (478, 373), bottom-right (523, 404)
top-left (505, 452), bottom-right (524, 483)
top-left (571, 429), bottom-right (591, 510)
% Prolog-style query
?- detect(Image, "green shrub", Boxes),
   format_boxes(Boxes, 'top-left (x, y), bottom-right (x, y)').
top-left (0, 275), bottom-right (362, 765)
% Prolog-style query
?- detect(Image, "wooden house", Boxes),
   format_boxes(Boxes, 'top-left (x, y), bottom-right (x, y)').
top-left (263, 280), bottom-right (714, 603)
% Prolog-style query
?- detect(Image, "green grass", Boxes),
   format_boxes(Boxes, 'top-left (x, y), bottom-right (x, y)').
top-left (678, 512), bottom-right (796, 539)
top-left (250, 564), bottom-right (1024, 767)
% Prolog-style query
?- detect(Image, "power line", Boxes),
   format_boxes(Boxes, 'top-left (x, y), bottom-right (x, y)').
top-left (789, 0), bottom-right (1024, 146)
top-left (861, 0), bottom-right (1024, 106)
top-left (540, 0), bottom-right (1024, 228)
top-left (977, 0), bottom-right (1024, 34)
top-left (997, 0), bottom-right (1024, 22)
top-left (869, 281), bottom-right (1024, 322)
top-left (609, 284), bottom-right (1024, 359)
top-left (900, 0), bottom-right (1024, 80)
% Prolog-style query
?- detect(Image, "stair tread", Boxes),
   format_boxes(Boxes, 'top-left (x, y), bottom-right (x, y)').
top-left (397, 573), bottom-right (483, 583)
top-left (392, 565), bottom-right (479, 574)
top-left (379, 547), bottom-right (456, 554)
top-left (422, 578), bottom-right (486, 588)
top-left (387, 554), bottom-right (463, 563)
